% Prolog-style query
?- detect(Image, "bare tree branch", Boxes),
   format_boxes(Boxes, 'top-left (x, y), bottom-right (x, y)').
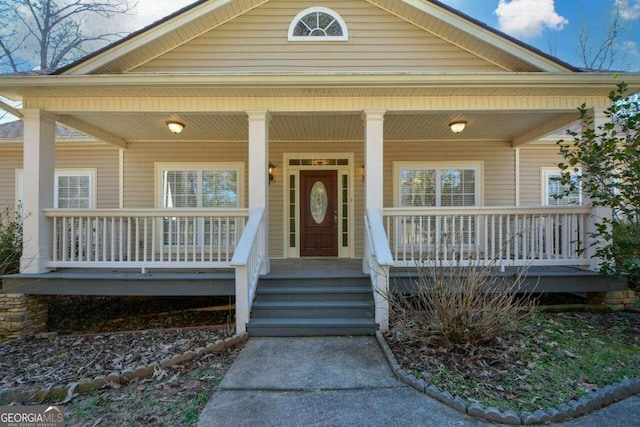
top-left (0, 0), bottom-right (137, 73)
top-left (576, 9), bottom-right (628, 71)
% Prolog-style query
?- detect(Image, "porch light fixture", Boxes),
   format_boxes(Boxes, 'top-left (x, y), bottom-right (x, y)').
top-left (449, 121), bottom-right (467, 134)
top-left (269, 162), bottom-right (275, 183)
top-left (166, 121), bottom-right (185, 134)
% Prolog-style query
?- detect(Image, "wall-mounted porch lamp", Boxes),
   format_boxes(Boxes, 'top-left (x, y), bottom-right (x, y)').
top-left (166, 121), bottom-right (185, 134)
top-left (449, 121), bottom-right (467, 134)
top-left (269, 162), bottom-right (275, 183)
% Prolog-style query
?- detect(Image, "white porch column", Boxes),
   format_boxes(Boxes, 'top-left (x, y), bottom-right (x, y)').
top-left (584, 107), bottom-right (612, 272)
top-left (20, 109), bottom-right (56, 273)
top-left (363, 110), bottom-right (386, 211)
top-left (247, 110), bottom-right (270, 274)
top-left (363, 110), bottom-right (389, 330)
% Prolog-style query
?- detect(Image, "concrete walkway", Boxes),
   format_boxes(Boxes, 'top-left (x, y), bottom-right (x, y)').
top-left (198, 337), bottom-right (640, 427)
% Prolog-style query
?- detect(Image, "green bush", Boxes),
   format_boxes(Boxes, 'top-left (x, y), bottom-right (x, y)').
top-left (0, 206), bottom-right (23, 275)
top-left (557, 81), bottom-right (640, 277)
top-left (613, 222), bottom-right (640, 288)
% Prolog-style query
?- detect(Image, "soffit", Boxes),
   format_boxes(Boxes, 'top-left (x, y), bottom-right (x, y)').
top-left (59, 111), bottom-right (579, 143)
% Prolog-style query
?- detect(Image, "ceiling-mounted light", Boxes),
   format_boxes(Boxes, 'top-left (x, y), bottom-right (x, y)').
top-left (166, 121), bottom-right (185, 134)
top-left (449, 121), bottom-right (467, 134)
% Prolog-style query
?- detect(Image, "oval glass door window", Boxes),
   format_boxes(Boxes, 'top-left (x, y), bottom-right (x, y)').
top-left (310, 181), bottom-right (328, 224)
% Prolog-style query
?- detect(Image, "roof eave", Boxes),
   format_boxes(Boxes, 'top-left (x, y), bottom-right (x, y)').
top-left (54, 0), bottom-right (215, 75)
top-left (2, 72), bottom-right (639, 99)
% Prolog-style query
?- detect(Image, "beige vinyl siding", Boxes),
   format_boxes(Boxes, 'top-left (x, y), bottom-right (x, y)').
top-left (122, 141), bottom-right (249, 209)
top-left (133, 0), bottom-right (503, 73)
top-left (384, 141), bottom-right (516, 208)
top-left (124, 140), bottom-right (364, 258)
top-left (56, 148), bottom-right (120, 208)
top-left (519, 145), bottom-right (565, 206)
top-left (0, 148), bottom-right (22, 209)
top-left (0, 146), bottom-right (119, 209)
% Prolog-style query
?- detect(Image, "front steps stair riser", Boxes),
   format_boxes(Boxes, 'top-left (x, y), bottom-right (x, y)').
top-left (247, 277), bottom-right (377, 336)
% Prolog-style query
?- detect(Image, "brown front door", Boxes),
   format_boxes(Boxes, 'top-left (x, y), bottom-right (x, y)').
top-left (300, 170), bottom-right (338, 257)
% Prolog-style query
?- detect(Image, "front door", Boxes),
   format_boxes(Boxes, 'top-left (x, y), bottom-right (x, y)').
top-left (300, 170), bottom-right (338, 257)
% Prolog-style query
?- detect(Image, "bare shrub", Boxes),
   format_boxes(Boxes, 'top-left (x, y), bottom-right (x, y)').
top-left (0, 206), bottom-right (22, 275)
top-left (388, 261), bottom-right (536, 347)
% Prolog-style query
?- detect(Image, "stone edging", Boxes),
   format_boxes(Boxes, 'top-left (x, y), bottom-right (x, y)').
top-left (0, 332), bottom-right (248, 404)
top-left (375, 331), bottom-right (640, 425)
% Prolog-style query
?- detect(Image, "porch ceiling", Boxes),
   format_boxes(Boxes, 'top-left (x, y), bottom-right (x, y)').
top-left (62, 110), bottom-right (579, 143)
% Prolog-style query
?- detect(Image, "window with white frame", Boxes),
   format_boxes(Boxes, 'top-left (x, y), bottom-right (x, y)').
top-left (288, 7), bottom-right (348, 41)
top-left (542, 168), bottom-right (581, 206)
top-left (157, 163), bottom-right (243, 246)
top-left (16, 169), bottom-right (96, 209)
top-left (395, 163), bottom-right (481, 249)
top-left (398, 165), bottom-right (480, 208)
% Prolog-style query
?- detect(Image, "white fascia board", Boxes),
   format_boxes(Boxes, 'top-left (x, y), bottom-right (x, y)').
top-left (63, 0), bottom-right (235, 75)
top-left (397, 0), bottom-right (571, 72)
top-left (2, 72), bottom-right (640, 93)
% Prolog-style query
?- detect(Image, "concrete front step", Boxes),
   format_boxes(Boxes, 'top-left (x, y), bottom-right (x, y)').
top-left (247, 318), bottom-right (378, 337)
top-left (251, 300), bottom-right (375, 319)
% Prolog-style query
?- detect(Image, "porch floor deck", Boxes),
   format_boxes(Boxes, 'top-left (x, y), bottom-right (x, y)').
top-left (1, 259), bottom-right (627, 295)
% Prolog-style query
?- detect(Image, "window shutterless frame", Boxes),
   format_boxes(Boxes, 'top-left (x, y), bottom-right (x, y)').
top-left (288, 7), bottom-right (349, 41)
top-left (16, 168), bottom-right (97, 210)
top-left (154, 162), bottom-right (244, 249)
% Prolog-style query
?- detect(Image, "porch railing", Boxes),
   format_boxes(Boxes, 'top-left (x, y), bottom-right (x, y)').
top-left (383, 206), bottom-right (591, 268)
top-left (230, 208), bottom-right (266, 334)
top-left (44, 208), bottom-right (249, 271)
top-left (364, 208), bottom-right (394, 331)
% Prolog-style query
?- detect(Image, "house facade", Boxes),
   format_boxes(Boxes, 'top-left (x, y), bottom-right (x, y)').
top-left (1, 0), bottom-right (639, 335)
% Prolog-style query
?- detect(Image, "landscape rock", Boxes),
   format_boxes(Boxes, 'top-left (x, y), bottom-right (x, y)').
top-left (467, 402), bottom-right (485, 418)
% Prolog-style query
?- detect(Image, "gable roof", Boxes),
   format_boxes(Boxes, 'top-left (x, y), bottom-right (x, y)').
top-left (0, 120), bottom-right (89, 141)
top-left (55, 0), bottom-right (578, 76)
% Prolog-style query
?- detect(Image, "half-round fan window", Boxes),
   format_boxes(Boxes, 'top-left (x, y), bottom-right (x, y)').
top-left (288, 7), bottom-right (348, 41)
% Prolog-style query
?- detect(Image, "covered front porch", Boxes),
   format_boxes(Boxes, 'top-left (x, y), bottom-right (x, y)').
top-left (5, 210), bottom-right (628, 335)
top-left (4, 75), bottom-right (625, 335)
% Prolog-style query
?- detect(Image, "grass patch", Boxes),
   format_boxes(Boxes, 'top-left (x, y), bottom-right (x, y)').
top-left (62, 348), bottom-right (239, 426)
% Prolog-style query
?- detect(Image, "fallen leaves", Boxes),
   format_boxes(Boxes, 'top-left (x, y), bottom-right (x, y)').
top-left (0, 328), bottom-right (228, 390)
top-left (386, 310), bottom-right (640, 413)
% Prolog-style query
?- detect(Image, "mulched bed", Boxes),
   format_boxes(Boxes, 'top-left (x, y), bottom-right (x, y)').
top-left (385, 310), bottom-right (640, 412)
top-left (0, 328), bottom-right (231, 390)
top-left (1, 295), bottom-right (237, 391)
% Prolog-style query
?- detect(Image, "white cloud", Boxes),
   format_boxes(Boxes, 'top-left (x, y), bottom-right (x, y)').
top-left (134, 0), bottom-right (196, 28)
top-left (615, 0), bottom-right (640, 20)
top-left (494, 0), bottom-right (568, 39)
top-left (620, 40), bottom-right (640, 71)
top-left (622, 40), bottom-right (639, 52)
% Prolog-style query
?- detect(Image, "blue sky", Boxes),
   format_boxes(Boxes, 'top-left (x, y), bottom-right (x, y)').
top-left (439, 0), bottom-right (640, 71)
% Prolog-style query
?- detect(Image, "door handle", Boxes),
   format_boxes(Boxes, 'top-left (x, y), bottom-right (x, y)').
top-left (334, 210), bottom-right (338, 225)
